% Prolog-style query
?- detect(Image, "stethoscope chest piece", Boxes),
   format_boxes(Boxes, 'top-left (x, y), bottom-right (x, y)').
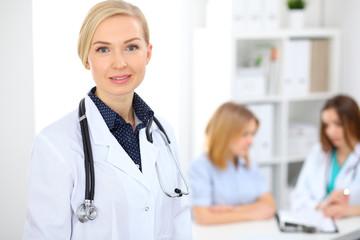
top-left (77, 200), bottom-right (97, 223)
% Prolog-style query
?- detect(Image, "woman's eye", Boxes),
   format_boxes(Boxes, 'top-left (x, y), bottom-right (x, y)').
top-left (96, 47), bottom-right (109, 53)
top-left (126, 45), bottom-right (138, 51)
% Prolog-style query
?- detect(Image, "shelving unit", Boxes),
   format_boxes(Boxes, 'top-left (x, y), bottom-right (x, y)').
top-left (191, 27), bottom-right (341, 208)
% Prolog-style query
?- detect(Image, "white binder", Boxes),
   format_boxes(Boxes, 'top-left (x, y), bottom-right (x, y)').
top-left (283, 39), bottom-right (311, 96)
top-left (248, 103), bottom-right (274, 161)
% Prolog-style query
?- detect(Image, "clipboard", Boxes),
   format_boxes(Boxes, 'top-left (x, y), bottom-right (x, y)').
top-left (276, 210), bottom-right (338, 234)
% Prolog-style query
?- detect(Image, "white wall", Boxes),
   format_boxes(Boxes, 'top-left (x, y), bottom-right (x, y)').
top-left (0, 0), bottom-right (34, 239)
top-left (2, 0), bottom-right (360, 238)
top-left (325, 0), bottom-right (360, 103)
top-left (32, 0), bottom-right (191, 169)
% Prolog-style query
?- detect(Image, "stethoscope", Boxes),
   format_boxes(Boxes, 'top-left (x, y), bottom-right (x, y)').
top-left (76, 98), bottom-right (190, 223)
top-left (323, 150), bottom-right (360, 197)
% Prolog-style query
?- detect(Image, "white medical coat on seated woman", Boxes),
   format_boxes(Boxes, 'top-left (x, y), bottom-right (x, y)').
top-left (23, 96), bottom-right (192, 240)
top-left (290, 143), bottom-right (360, 211)
top-left (188, 153), bottom-right (268, 207)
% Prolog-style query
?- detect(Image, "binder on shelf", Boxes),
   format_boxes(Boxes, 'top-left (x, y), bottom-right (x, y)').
top-left (263, 0), bottom-right (280, 31)
top-left (283, 39), bottom-right (311, 96)
top-left (247, 104), bottom-right (274, 161)
top-left (288, 122), bottom-right (318, 156)
top-left (244, 0), bottom-right (262, 31)
top-left (276, 210), bottom-right (338, 233)
top-left (310, 39), bottom-right (330, 93)
top-left (232, 0), bottom-right (246, 31)
top-left (235, 67), bottom-right (266, 97)
top-left (207, 0), bottom-right (280, 32)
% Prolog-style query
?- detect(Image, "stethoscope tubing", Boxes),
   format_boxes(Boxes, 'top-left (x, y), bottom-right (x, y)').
top-left (79, 99), bottom-right (95, 201)
top-left (153, 129), bottom-right (190, 198)
top-left (77, 98), bottom-right (190, 222)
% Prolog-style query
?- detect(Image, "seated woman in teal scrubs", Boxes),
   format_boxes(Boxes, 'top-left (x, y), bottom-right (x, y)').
top-left (291, 95), bottom-right (360, 219)
top-left (188, 102), bottom-right (276, 225)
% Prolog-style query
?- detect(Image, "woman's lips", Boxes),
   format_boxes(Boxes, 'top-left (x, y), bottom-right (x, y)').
top-left (109, 75), bottom-right (131, 84)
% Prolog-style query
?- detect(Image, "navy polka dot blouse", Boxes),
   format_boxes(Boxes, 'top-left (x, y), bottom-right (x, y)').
top-left (88, 87), bottom-right (154, 172)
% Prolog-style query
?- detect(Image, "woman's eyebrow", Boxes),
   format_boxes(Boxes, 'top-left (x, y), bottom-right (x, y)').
top-left (124, 37), bottom-right (141, 43)
top-left (93, 41), bottom-right (110, 45)
top-left (92, 38), bottom-right (141, 46)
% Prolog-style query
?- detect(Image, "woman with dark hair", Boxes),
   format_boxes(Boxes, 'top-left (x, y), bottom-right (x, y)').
top-left (188, 102), bottom-right (276, 225)
top-left (291, 95), bottom-right (360, 219)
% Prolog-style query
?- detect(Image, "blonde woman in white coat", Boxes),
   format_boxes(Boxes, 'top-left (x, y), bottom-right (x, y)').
top-left (22, 1), bottom-right (192, 239)
top-left (291, 95), bottom-right (360, 219)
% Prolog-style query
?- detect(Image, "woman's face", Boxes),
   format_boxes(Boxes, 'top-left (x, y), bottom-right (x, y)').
top-left (229, 119), bottom-right (257, 158)
top-left (87, 15), bottom-right (152, 101)
top-left (321, 108), bottom-right (347, 148)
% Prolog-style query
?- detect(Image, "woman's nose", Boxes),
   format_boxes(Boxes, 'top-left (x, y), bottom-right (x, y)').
top-left (326, 126), bottom-right (335, 137)
top-left (112, 52), bottom-right (127, 69)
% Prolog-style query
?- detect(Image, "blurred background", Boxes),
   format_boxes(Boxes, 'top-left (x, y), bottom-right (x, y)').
top-left (1, 0), bottom-right (360, 238)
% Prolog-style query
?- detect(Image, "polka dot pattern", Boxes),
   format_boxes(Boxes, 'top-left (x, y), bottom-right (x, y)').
top-left (88, 87), bottom-right (154, 172)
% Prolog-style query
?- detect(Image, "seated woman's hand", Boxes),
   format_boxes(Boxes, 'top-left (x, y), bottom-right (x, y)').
top-left (327, 189), bottom-right (350, 205)
top-left (323, 189), bottom-right (350, 219)
top-left (324, 202), bottom-right (350, 219)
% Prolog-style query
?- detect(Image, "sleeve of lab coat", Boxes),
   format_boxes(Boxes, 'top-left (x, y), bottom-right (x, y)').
top-left (290, 144), bottom-right (323, 211)
top-left (348, 159), bottom-right (360, 206)
top-left (22, 132), bottom-right (74, 240)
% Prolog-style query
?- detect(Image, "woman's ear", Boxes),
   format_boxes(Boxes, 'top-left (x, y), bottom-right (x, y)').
top-left (146, 44), bottom-right (153, 65)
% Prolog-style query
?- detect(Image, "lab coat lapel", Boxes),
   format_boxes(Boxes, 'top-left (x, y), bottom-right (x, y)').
top-left (139, 128), bottom-right (159, 183)
top-left (84, 96), bottom-right (151, 191)
top-left (316, 152), bottom-right (329, 199)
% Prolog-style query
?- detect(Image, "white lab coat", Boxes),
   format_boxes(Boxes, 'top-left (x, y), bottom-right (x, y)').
top-left (23, 96), bottom-right (192, 240)
top-left (290, 143), bottom-right (360, 211)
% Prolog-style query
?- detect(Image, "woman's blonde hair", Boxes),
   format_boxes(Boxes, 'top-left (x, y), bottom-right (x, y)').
top-left (205, 102), bottom-right (259, 170)
top-left (77, 0), bottom-right (150, 68)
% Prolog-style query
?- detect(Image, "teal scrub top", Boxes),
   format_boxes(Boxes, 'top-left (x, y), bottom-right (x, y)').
top-left (327, 150), bottom-right (348, 195)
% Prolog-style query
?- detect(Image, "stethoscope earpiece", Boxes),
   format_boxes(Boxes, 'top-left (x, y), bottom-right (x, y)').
top-left (174, 188), bottom-right (183, 197)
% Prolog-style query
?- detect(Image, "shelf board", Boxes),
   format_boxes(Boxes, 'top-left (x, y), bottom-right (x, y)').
top-left (254, 155), bottom-right (307, 165)
top-left (232, 28), bottom-right (340, 40)
top-left (255, 156), bottom-right (283, 165)
top-left (233, 92), bottom-right (335, 104)
top-left (286, 92), bottom-right (335, 102)
top-left (234, 95), bottom-right (282, 104)
top-left (286, 155), bottom-right (307, 163)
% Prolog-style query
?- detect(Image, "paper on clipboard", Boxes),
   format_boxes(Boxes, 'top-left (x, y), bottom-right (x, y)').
top-left (276, 210), bottom-right (338, 233)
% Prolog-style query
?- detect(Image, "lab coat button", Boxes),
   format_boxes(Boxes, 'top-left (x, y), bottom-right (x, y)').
top-left (136, 164), bottom-right (140, 169)
top-left (145, 207), bottom-right (149, 211)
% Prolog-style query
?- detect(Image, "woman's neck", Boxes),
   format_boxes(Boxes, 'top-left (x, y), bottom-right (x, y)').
top-left (227, 153), bottom-right (238, 167)
top-left (95, 90), bottom-right (135, 125)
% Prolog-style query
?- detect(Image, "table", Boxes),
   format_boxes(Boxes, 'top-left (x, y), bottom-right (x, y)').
top-left (192, 217), bottom-right (360, 240)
